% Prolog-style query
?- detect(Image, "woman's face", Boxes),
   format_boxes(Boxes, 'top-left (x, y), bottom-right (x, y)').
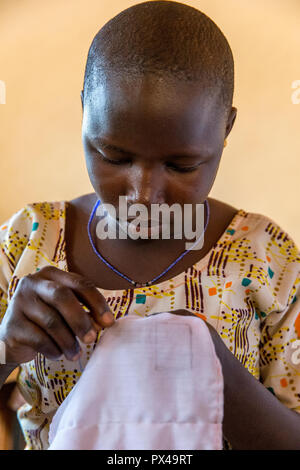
top-left (82, 74), bottom-right (236, 222)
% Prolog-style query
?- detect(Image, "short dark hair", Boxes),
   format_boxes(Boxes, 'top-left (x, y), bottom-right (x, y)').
top-left (83, 1), bottom-right (234, 115)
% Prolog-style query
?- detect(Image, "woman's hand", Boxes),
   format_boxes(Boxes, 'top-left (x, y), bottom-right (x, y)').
top-left (0, 266), bottom-right (115, 366)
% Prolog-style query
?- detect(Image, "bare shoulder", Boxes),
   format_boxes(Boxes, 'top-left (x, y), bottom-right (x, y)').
top-left (208, 197), bottom-right (239, 221)
top-left (68, 192), bottom-right (97, 215)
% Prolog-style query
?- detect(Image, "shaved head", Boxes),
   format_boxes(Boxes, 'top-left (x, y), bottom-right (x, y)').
top-left (83, 0), bottom-right (234, 115)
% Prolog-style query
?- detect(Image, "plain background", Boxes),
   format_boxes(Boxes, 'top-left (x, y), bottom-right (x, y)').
top-left (0, 0), bottom-right (299, 244)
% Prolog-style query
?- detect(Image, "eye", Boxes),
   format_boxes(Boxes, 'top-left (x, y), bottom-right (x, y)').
top-left (165, 163), bottom-right (201, 173)
top-left (97, 153), bottom-right (131, 166)
top-left (94, 148), bottom-right (202, 172)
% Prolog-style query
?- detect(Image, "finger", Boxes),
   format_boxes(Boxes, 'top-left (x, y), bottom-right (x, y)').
top-left (32, 279), bottom-right (98, 344)
top-left (6, 316), bottom-right (62, 362)
top-left (23, 295), bottom-right (82, 361)
top-left (60, 272), bottom-right (115, 328)
top-left (38, 268), bottom-right (115, 328)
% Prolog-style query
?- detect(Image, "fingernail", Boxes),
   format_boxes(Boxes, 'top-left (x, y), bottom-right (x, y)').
top-left (102, 312), bottom-right (115, 323)
top-left (72, 350), bottom-right (82, 361)
top-left (82, 329), bottom-right (97, 344)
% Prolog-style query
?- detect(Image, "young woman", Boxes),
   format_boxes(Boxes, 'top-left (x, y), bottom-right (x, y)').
top-left (0, 1), bottom-right (299, 450)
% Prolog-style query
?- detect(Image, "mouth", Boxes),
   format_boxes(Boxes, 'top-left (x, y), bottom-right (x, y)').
top-left (116, 218), bottom-right (164, 236)
top-left (127, 220), bottom-right (162, 231)
top-left (118, 217), bottom-right (162, 225)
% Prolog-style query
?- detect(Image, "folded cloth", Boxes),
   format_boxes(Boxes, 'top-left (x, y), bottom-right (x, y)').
top-left (48, 312), bottom-right (224, 450)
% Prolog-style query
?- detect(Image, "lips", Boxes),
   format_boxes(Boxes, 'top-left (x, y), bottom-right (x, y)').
top-left (119, 217), bottom-right (161, 224)
top-left (128, 219), bottom-right (161, 227)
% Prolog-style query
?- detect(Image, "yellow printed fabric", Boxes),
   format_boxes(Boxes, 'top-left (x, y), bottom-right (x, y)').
top-left (0, 200), bottom-right (299, 450)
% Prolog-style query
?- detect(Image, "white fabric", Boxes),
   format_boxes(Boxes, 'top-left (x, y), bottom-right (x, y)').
top-left (48, 312), bottom-right (224, 450)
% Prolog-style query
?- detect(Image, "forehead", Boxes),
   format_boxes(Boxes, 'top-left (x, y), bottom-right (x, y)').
top-left (83, 74), bottom-right (226, 150)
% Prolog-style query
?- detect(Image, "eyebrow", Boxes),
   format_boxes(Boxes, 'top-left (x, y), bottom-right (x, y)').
top-left (93, 137), bottom-right (210, 160)
top-left (95, 138), bottom-right (137, 156)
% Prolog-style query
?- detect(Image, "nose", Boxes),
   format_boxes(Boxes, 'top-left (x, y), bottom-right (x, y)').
top-left (126, 163), bottom-right (165, 209)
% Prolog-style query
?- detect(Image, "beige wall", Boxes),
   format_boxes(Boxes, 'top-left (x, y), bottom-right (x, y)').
top-left (0, 0), bottom-right (299, 243)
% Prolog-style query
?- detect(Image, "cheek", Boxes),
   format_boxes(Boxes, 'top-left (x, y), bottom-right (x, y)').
top-left (170, 163), bottom-right (218, 203)
top-left (84, 153), bottom-right (99, 181)
top-left (85, 155), bottom-right (127, 202)
top-left (194, 159), bottom-right (221, 195)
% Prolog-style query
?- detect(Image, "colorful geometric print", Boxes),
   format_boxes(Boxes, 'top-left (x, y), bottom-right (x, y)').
top-left (0, 200), bottom-right (299, 449)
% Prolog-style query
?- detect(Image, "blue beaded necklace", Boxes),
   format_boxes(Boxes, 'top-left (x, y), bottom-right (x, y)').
top-left (87, 198), bottom-right (210, 288)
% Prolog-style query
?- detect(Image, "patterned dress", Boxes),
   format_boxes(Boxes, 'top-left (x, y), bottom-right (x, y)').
top-left (0, 200), bottom-right (299, 450)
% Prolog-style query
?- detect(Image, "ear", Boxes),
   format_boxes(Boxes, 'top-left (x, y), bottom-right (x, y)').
top-left (225, 106), bottom-right (237, 138)
top-left (80, 90), bottom-right (84, 111)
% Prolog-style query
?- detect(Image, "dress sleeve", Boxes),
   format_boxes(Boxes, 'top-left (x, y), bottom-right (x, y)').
top-left (0, 207), bottom-right (32, 324)
top-left (259, 235), bottom-right (300, 412)
top-left (0, 261), bottom-right (9, 325)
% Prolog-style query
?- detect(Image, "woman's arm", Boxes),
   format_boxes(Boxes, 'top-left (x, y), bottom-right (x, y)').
top-left (0, 364), bottom-right (18, 391)
top-left (171, 309), bottom-right (300, 450)
top-left (208, 322), bottom-right (300, 450)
